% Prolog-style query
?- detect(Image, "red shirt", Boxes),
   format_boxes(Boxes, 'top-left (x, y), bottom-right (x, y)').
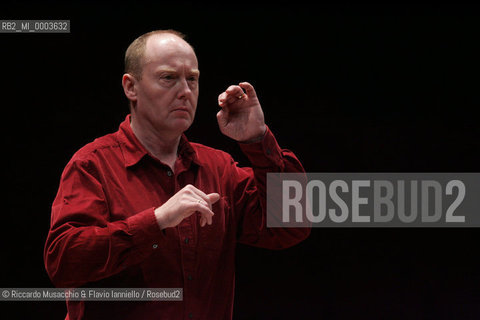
top-left (44, 115), bottom-right (310, 320)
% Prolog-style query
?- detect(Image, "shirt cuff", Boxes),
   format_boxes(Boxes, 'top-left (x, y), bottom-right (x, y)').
top-left (127, 207), bottom-right (165, 258)
top-left (238, 125), bottom-right (283, 168)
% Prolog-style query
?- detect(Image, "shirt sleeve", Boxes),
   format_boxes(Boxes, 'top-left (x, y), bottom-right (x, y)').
top-left (44, 158), bottom-right (166, 288)
top-left (232, 126), bottom-right (311, 249)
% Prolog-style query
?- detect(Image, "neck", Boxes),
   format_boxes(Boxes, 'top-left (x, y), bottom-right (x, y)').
top-left (130, 116), bottom-right (181, 171)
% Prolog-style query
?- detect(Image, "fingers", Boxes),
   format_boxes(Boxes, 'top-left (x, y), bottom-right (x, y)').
top-left (219, 86), bottom-right (242, 106)
top-left (207, 193), bottom-right (221, 204)
top-left (155, 185), bottom-right (221, 229)
top-left (218, 92), bottom-right (228, 107)
top-left (190, 187), bottom-right (214, 209)
top-left (183, 185), bottom-right (220, 227)
top-left (218, 82), bottom-right (256, 107)
top-left (226, 85), bottom-right (245, 98)
top-left (239, 82), bottom-right (257, 99)
top-left (200, 215), bottom-right (207, 227)
top-left (191, 198), bottom-right (214, 226)
top-left (198, 193), bottom-right (220, 226)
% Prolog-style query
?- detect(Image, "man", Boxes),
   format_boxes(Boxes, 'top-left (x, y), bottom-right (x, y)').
top-left (44, 29), bottom-right (310, 320)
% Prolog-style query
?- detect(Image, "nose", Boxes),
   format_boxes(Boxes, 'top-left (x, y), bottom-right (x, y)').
top-left (177, 77), bottom-right (193, 100)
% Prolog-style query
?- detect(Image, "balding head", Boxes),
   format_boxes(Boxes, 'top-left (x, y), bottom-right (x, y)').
top-left (124, 29), bottom-right (194, 80)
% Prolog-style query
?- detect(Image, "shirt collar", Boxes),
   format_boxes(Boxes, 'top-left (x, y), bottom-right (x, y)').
top-left (117, 114), bottom-right (200, 168)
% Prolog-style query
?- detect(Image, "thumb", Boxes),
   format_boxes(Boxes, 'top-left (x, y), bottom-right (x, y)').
top-left (207, 193), bottom-right (221, 204)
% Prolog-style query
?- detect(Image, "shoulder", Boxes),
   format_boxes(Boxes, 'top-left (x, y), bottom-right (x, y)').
top-left (67, 132), bottom-right (120, 169)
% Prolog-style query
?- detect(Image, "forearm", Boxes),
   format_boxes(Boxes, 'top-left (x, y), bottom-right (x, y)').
top-left (44, 207), bottom-right (163, 288)
top-left (236, 127), bottom-right (310, 248)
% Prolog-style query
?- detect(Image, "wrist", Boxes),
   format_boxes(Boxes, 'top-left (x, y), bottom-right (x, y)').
top-left (239, 126), bottom-right (267, 144)
top-left (154, 207), bottom-right (168, 230)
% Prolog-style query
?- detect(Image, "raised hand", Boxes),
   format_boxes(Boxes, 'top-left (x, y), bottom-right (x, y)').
top-left (217, 82), bottom-right (267, 143)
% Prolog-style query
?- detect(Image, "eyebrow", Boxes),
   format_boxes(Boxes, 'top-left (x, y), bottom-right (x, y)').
top-left (155, 68), bottom-right (200, 76)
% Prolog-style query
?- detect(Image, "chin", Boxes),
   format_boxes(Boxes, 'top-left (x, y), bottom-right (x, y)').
top-left (170, 118), bottom-right (193, 133)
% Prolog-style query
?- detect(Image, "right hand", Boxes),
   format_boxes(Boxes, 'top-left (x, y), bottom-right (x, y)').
top-left (154, 184), bottom-right (221, 229)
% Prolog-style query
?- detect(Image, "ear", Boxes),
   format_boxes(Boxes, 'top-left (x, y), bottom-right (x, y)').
top-left (122, 73), bottom-right (138, 106)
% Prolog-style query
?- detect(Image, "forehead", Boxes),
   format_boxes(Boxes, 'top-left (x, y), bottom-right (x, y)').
top-left (143, 34), bottom-right (198, 70)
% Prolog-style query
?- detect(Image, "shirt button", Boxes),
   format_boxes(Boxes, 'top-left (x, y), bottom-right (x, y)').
top-left (187, 275), bottom-right (193, 281)
top-left (184, 237), bottom-right (189, 244)
top-left (167, 170), bottom-right (173, 177)
top-left (266, 149), bottom-right (271, 155)
top-left (152, 244), bottom-right (158, 249)
top-left (188, 313), bottom-right (193, 318)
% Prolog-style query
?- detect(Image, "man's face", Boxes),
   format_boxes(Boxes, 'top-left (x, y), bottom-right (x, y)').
top-left (133, 35), bottom-right (200, 135)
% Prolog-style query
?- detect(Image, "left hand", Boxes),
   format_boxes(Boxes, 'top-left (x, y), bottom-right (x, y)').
top-left (217, 82), bottom-right (267, 142)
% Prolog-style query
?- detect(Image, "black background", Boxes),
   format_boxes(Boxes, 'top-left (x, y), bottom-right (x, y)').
top-left (2, 1), bottom-right (480, 319)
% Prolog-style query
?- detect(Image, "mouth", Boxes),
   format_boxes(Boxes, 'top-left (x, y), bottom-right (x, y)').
top-left (172, 107), bottom-right (190, 113)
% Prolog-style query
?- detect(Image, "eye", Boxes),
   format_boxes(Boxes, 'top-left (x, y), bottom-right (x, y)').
top-left (158, 72), bottom-right (177, 81)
